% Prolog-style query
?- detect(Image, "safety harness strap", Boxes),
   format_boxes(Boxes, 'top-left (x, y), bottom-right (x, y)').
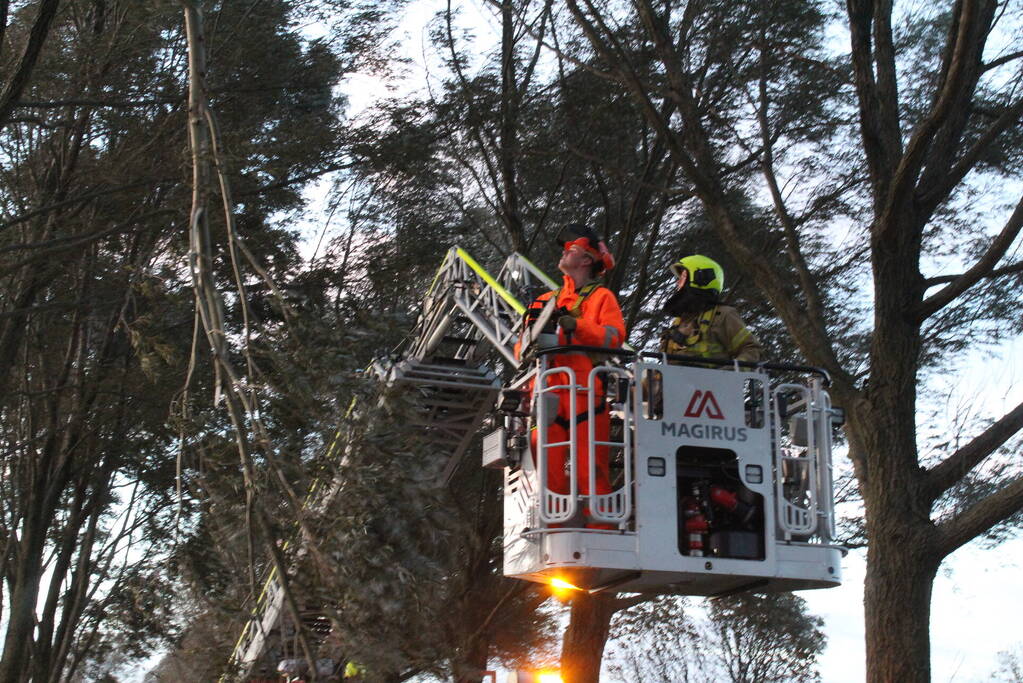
top-left (549, 282), bottom-right (610, 362)
top-left (662, 306), bottom-right (721, 357)
top-left (553, 399), bottom-right (607, 430)
top-left (569, 282), bottom-right (602, 316)
top-left (551, 281), bottom-right (603, 316)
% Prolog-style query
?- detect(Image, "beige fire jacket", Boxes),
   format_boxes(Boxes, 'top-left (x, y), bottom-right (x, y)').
top-left (659, 305), bottom-right (763, 362)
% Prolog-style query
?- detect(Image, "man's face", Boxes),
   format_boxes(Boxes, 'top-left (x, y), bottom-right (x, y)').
top-left (676, 269), bottom-right (689, 290)
top-left (559, 244), bottom-right (595, 273)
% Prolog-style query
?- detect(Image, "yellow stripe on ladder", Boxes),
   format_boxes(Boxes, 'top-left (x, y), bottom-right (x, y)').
top-left (455, 247), bottom-right (527, 315)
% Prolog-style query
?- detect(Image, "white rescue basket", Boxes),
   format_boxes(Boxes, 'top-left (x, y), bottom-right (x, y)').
top-left (493, 347), bottom-right (845, 596)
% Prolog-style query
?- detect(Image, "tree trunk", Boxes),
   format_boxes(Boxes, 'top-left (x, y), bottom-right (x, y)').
top-left (0, 502), bottom-right (49, 680)
top-left (849, 372), bottom-right (937, 683)
top-left (561, 593), bottom-right (617, 683)
top-left (453, 637), bottom-right (489, 683)
top-left (857, 194), bottom-right (934, 681)
top-left (863, 529), bottom-right (938, 683)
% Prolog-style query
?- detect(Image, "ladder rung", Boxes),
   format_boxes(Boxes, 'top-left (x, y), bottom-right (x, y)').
top-left (441, 336), bottom-right (478, 345)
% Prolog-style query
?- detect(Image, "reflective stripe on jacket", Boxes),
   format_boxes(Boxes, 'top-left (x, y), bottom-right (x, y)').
top-left (660, 305), bottom-right (762, 362)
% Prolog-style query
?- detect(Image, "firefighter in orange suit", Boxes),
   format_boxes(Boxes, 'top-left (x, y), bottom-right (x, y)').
top-left (517, 225), bottom-right (626, 524)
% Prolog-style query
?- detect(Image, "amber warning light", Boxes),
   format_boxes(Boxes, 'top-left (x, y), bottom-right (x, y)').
top-left (548, 576), bottom-right (583, 602)
top-left (536, 672), bottom-right (563, 683)
top-left (549, 577), bottom-right (580, 591)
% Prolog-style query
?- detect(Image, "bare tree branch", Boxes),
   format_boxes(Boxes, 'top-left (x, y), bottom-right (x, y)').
top-left (935, 474), bottom-right (1023, 557)
top-left (0, 179), bottom-right (166, 230)
top-left (14, 97), bottom-right (179, 108)
top-left (497, 0), bottom-right (526, 249)
top-left (0, 1), bottom-right (10, 57)
top-left (876, 0), bottom-right (992, 237)
top-left (442, 0), bottom-right (504, 203)
top-left (754, 42), bottom-right (830, 352)
top-left (0, 0), bottom-right (62, 127)
top-left (0, 210), bottom-right (172, 278)
top-left (845, 0), bottom-right (901, 197)
top-left (620, 0), bottom-right (856, 392)
top-left (915, 191), bottom-right (1023, 321)
top-left (921, 95), bottom-right (1023, 209)
top-left (179, 0), bottom-right (315, 672)
top-left (923, 260), bottom-right (1023, 286)
top-left (982, 48), bottom-right (1023, 71)
top-left (926, 400), bottom-right (1023, 501)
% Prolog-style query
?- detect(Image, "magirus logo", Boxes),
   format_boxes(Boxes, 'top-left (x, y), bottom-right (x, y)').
top-left (659, 388), bottom-right (746, 442)
top-left (683, 389), bottom-right (724, 420)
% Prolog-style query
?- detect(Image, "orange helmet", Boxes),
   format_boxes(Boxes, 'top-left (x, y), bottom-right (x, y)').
top-left (555, 224), bottom-right (614, 272)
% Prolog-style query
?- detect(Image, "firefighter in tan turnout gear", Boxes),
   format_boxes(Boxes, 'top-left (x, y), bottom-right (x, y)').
top-left (660, 255), bottom-right (762, 363)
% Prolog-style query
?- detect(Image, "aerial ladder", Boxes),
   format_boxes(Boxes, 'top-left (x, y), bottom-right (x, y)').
top-left (223, 246), bottom-right (845, 679)
top-left (223, 248), bottom-right (556, 679)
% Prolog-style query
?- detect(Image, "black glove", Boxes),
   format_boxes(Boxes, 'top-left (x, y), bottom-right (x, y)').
top-left (555, 307), bottom-right (577, 333)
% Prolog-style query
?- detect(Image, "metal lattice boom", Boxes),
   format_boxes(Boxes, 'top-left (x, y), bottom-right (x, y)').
top-left (223, 248), bottom-right (554, 680)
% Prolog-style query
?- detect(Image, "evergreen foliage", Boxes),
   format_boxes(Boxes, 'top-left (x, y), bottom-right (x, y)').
top-left (0, 0), bottom-right (355, 677)
top-left (4, 0), bottom-right (1020, 681)
top-left (607, 593), bottom-right (826, 683)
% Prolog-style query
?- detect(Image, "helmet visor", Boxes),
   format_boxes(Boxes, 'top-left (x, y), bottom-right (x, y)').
top-left (555, 226), bottom-right (593, 248)
top-left (562, 237), bottom-right (599, 260)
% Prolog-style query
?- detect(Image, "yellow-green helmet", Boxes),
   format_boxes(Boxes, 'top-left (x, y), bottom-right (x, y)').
top-left (669, 255), bottom-right (724, 292)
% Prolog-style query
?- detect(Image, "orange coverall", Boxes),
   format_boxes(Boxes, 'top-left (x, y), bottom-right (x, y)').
top-left (519, 275), bottom-right (626, 503)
